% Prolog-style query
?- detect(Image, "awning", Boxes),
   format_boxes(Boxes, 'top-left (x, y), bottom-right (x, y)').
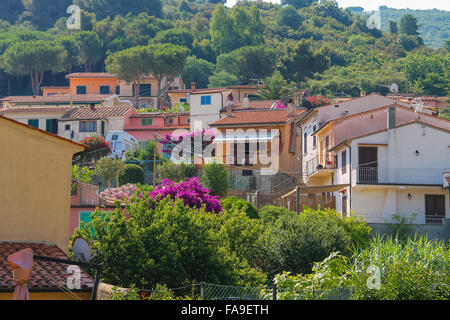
top-left (213, 131), bottom-right (279, 142)
top-left (298, 184), bottom-right (350, 194)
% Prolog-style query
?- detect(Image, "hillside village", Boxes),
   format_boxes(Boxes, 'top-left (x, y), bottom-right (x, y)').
top-left (0, 0), bottom-right (449, 302)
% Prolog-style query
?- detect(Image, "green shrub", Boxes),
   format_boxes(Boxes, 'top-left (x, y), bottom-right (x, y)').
top-left (259, 208), bottom-right (354, 277)
top-left (157, 161), bottom-right (196, 182)
top-left (118, 164), bottom-right (145, 186)
top-left (201, 162), bottom-right (230, 198)
top-left (258, 205), bottom-right (294, 224)
top-left (221, 196), bottom-right (259, 219)
top-left (271, 236), bottom-right (450, 300)
top-left (71, 190), bottom-right (266, 289)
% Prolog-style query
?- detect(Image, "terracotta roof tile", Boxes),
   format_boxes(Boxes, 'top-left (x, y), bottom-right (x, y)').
top-left (0, 107), bottom-right (73, 114)
top-left (60, 105), bottom-right (133, 120)
top-left (65, 72), bottom-right (117, 79)
top-left (210, 108), bottom-right (305, 126)
top-left (0, 241), bottom-right (94, 292)
top-left (232, 100), bottom-right (277, 109)
top-left (0, 94), bottom-right (114, 104)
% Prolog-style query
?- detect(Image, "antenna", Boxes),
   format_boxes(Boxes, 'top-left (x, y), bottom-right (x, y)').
top-left (72, 237), bottom-right (93, 263)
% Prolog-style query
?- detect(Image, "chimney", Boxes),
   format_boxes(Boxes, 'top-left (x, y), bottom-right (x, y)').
top-left (387, 105), bottom-right (396, 129)
top-left (287, 98), bottom-right (296, 116)
top-left (190, 82), bottom-right (196, 90)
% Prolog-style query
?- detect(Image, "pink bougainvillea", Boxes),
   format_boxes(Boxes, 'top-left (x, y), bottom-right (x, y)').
top-left (100, 183), bottom-right (139, 204)
top-left (149, 177), bottom-right (222, 214)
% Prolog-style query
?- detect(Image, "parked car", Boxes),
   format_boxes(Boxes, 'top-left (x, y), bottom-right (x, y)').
top-left (105, 131), bottom-right (139, 159)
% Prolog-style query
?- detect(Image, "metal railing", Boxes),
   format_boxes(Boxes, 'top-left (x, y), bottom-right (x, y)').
top-left (357, 167), bottom-right (378, 183)
top-left (305, 154), bottom-right (336, 177)
top-left (425, 216), bottom-right (445, 225)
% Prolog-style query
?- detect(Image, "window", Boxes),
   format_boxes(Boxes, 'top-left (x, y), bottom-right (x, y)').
top-left (201, 95), bottom-right (211, 105)
top-left (342, 195), bottom-right (347, 216)
top-left (312, 125), bottom-right (316, 148)
top-left (76, 86), bottom-right (87, 94)
top-left (65, 124), bottom-right (71, 131)
top-left (79, 121), bottom-right (97, 132)
top-left (303, 132), bottom-right (307, 154)
top-left (28, 119), bottom-right (39, 128)
top-left (325, 135), bottom-right (329, 150)
top-left (139, 84), bottom-right (151, 97)
top-left (166, 117), bottom-right (174, 125)
top-left (425, 195), bottom-right (445, 224)
top-left (180, 98), bottom-right (187, 103)
top-left (45, 119), bottom-right (58, 134)
top-left (111, 134), bottom-right (119, 140)
top-left (115, 86), bottom-right (120, 95)
top-left (141, 118), bottom-right (153, 126)
top-left (114, 142), bottom-right (122, 149)
top-left (341, 150), bottom-right (347, 174)
top-left (186, 118), bottom-right (190, 124)
top-left (100, 85), bottom-right (110, 94)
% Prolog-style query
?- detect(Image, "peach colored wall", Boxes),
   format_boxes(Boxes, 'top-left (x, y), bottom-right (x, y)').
top-left (69, 77), bottom-right (119, 95)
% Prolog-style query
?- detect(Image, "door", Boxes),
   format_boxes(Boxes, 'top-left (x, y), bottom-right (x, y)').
top-left (425, 195), bottom-right (445, 224)
top-left (358, 146), bottom-right (378, 183)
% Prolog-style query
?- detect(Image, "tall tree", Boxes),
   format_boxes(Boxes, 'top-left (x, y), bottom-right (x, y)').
top-left (181, 56), bottom-right (214, 89)
top-left (230, 46), bottom-right (277, 83)
top-left (146, 43), bottom-right (189, 109)
top-left (389, 20), bottom-right (398, 34)
top-left (1, 0), bottom-right (24, 24)
top-left (74, 0), bottom-right (162, 20)
top-left (73, 31), bottom-right (103, 72)
top-left (57, 35), bottom-right (80, 73)
top-left (281, 0), bottom-right (316, 9)
top-left (399, 14), bottom-right (420, 36)
top-left (210, 4), bottom-right (264, 53)
top-left (105, 46), bottom-right (152, 107)
top-left (280, 39), bottom-right (330, 83)
top-left (1, 40), bottom-right (66, 95)
top-left (20, 0), bottom-right (71, 30)
top-left (152, 28), bottom-right (194, 50)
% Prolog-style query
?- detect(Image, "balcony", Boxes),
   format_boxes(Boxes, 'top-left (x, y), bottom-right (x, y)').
top-left (356, 167), bottom-right (445, 185)
top-left (305, 154), bottom-right (336, 179)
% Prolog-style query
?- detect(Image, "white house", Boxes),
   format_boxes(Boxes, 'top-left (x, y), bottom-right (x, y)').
top-left (329, 113), bottom-right (450, 226)
top-left (58, 105), bottom-right (137, 142)
top-left (189, 88), bottom-right (232, 131)
top-left (296, 94), bottom-right (412, 185)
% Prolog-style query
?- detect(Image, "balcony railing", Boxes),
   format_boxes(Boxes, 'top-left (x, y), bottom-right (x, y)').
top-left (305, 154), bottom-right (336, 177)
top-left (357, 167), bottom-right (378, 183)
top-left (425, 216), bottom-right (445, 225)
top-left (356, 167), bottom-right (444, 185)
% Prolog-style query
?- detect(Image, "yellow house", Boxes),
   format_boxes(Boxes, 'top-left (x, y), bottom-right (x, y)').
top-left (0, 116), bottom-right (95, 300)
top-left (0, 116), bottom-right (85, 251)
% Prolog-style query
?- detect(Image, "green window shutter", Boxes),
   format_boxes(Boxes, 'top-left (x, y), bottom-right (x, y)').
top-left (79, 211), bottom-right (93, 225)
top-left (28, 119), bottom-right (39, 128)
top-left (141, 118), bottom-right (153, 126)
top-left (46, 119), bottom-right (52, 132)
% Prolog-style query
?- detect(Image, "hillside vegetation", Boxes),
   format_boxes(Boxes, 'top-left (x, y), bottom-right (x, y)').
top-left (0, 0), bottom-right (448, 100)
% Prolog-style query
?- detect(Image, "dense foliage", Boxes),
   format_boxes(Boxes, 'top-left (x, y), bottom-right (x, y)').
top-left (157, 161), bottom-right (197, 182)
top-left (0, 1), bottom-right (448, 98)
top-left (201, 162), bottom-right (230, 198)
top-left (72, 190), bottom-right (266, 289)
top-left (118, 164), bottom-right (145, 186)
top-left (271, 237), bottom-right (450, 300)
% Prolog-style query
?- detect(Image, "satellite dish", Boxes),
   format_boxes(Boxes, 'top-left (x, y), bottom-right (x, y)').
top-left (72, 237), bottom-right (93, 263)
top-left (390, 83), bottom-right (399, 93)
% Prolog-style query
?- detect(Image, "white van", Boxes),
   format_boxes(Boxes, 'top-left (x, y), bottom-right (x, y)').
top-left (105, 131), bottom-right (139, 159)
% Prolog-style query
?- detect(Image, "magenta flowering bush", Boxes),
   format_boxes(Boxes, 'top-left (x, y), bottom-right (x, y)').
top-left (149, 177), bottom-right (222, 213)
top-left (100, 183), bottom-right (139, 204)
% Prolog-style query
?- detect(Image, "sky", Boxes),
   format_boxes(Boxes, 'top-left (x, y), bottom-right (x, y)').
top-left (225, 0), bottom-right (450, 11)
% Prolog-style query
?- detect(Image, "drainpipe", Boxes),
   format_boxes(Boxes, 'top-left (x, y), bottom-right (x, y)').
top-left (343, 141), bottom-right (352, 214)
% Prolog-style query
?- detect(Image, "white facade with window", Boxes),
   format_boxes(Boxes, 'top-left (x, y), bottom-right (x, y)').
top-left (331, 121), bottom-right (450, 225)
top-left (189, 89), bottom-right (231, 131)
